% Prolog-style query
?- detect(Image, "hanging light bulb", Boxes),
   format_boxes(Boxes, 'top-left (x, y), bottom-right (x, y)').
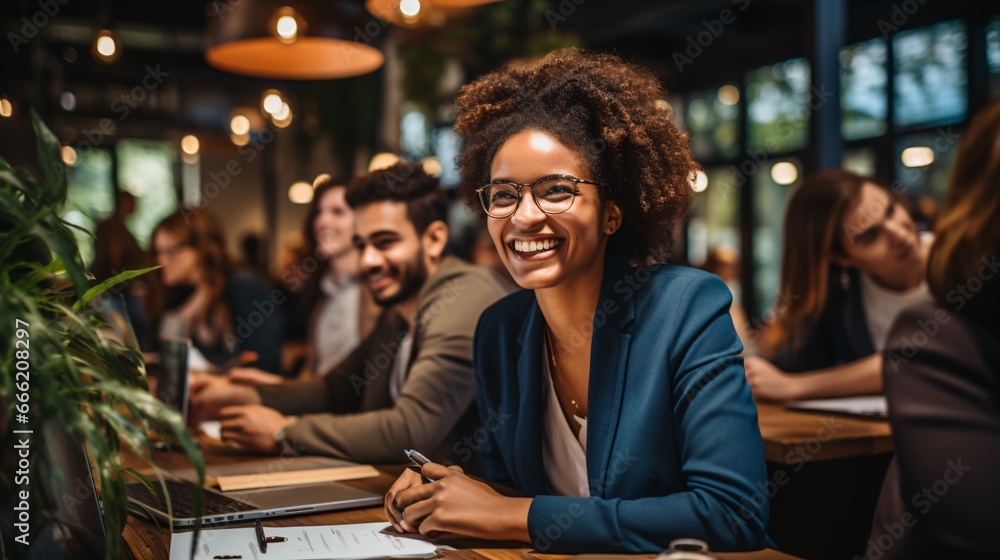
top-left (261, 89), bottom-right (284, 115)
top-left (92, 29), bottom-right (121, 63)
top-left (288, 181), bottom-right (314, 204)
top-left (230, 115), bottom-right (251, 136)
top-left (274, 7), bottom-right (301, 44)
top-left (272, 103), bottom-right (293, 128)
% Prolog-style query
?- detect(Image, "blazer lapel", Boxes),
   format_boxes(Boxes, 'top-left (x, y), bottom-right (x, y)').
top-left (586, 256), bottom-right (636, 497)
top-left (512, 298), bottom-right (548, 496)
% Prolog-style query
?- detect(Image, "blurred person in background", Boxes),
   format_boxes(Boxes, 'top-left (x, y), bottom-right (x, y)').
top-left (228, 174), bottom-right (378, 383)
top-left (702, 244), bottom-right (755, 355)
top-left (91, 189), bottom-right (154, 348)
top-left (188, 163), bottom-right (514, 462)
top-left (150, 208), bottom-right (283, 373)
top-left (746, 170), bottom-right (931, 401)
top-left (868, 98), bottom-right (1000, 560)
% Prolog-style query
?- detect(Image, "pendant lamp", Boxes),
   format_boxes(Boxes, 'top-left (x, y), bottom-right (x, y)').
top-left (206, 1), bottom-right (384, 79)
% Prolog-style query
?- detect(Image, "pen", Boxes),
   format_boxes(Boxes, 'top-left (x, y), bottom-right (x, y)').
top-left (255, 519), bottom-right (267, 554)
top-left (404, 449), bottom-right (435, 481)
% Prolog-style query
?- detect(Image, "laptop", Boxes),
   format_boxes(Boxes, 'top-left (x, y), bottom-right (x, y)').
top-left (100, 319), bottom-right (384, 527)
top-left (125, 464), bottom-right (383, 527)
top-left (156, 335), bottom-right (192, 423)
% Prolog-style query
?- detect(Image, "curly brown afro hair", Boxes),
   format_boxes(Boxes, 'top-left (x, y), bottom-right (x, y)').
top-left (454, 48), bottom-right (698, 265)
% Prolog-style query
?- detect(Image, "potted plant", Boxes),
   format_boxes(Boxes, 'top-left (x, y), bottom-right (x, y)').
top-left (0, 111), bottom-right (204, 558)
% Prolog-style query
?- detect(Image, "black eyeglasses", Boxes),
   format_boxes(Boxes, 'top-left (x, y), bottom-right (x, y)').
top-left (476, 175), bottom-right (604, 219)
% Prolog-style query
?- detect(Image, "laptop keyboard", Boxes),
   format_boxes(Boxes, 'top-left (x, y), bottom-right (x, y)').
top-left (126, 480), bottom-right (257, 519)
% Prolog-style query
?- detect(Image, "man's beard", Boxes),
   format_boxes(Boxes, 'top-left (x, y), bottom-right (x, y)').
top-left (370, 248), bottom-right (429, 308)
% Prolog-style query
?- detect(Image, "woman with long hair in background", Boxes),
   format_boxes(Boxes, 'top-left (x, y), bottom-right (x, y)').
top-left (150, 208), bottom-right (283, 373)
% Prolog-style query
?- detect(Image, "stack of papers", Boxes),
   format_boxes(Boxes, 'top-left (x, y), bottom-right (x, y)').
top-left (170, 522), bottom-right (437, 559)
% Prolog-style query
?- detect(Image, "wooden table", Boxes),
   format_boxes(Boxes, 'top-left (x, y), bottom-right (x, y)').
top-left (754, 402), bottom-right (893, 560)
top-left (756, 403), bottom-right (893, 464)
top-left (120, 442), bottom-right (799, 560)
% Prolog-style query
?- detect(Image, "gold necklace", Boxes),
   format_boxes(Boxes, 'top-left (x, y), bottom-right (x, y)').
top-left (545, 327), bottom-right (587, 419)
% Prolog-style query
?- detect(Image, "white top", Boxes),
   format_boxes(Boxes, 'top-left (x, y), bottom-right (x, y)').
top-left (541, 341), bottom-right (590, 497)
top-left (859, 231), bottom-right (934, 352)
top-left (313, 271), bottom-right (362, 376)
top-left (860, 273), bottom-right (930, 352)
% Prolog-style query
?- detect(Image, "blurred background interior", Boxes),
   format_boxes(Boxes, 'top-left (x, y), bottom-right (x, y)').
top-left (1, 0), bottom-right (998, 321)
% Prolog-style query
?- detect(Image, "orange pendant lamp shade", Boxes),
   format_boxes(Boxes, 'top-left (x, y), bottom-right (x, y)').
top-left (205, 1), bottom-right (384, 80)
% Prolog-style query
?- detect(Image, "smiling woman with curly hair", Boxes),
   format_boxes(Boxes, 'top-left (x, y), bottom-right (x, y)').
top-left (384, 49), bottom-right (770, 554)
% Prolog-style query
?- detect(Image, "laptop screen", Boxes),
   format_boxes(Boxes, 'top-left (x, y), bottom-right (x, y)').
top-left (157, 337), bottom-right (191, 423)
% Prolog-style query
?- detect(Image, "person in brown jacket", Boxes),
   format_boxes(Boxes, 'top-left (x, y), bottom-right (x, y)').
top-left (867, 98), bottom-right (1000, 559)
top-left (189, 162), bottom-right (515, 464)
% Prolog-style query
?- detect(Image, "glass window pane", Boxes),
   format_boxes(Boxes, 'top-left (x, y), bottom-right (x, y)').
top-left (684, 85), bottom-right (741, 161)
top-left (894, 20), bottom-right (968, 128)
top-left (841, 39), bottom-right (888, 140)
top-left (894, 132), bottom-right (961, 224)
top-left (753, 158), bottom-right (802, 316)
top-left (746, 59), bottom-right (811, 153)
top-left (400, 107), bottom-right (429, 160)
top-left (844, 147), bottom-right (877, 177)
top-left (988, 17), bottom-right (1000, 97)
top-left (688, 167), bottom-right (741, 267)
top-left (62, 148), bottom-right (114, 267)
top-left (116, 139), bottom-right (178, 249)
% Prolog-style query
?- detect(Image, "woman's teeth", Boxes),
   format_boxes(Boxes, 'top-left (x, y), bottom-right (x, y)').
top-left (513, 239), bottom-right (562, 253)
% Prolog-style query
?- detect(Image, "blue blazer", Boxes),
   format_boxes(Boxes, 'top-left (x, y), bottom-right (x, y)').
top-left (473, 256), bottom-right (769, 553)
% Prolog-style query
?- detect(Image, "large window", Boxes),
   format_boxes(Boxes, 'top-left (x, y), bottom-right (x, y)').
top-left (753, 158), bottom-right (801, 316)
top-left (116, 139), bottom-right (178, 248)
top-left (894, 132), bottom-right (960, 225)
top-left (894, 20), bottom-right (968, 128)
top-left (684, 85), bottom-right (741, 161)
top-left (988, 17), bottom-right (1000, 97)
top-left (844, 147), bottom-right (877, 177)
top-left (841, 38), bottom-right (888, 140)
top-left (746, 59), bottom-right (811, 153)
top-left (687, 167), bottom-right (741, 267)
top-left (63, 148), bottom-right (115, 267)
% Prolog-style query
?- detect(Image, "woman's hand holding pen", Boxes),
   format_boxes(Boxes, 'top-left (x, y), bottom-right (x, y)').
top-left (384, 462), bottom-right (532, 542)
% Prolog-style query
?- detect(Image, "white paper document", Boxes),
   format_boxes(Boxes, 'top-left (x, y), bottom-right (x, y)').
top-left (786, 395), bottom-right (888, 419)
top-left (170, 522), bottom-right (437, 560)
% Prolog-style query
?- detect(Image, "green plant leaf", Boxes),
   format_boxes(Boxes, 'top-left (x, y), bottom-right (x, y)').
top-left (31, 214), bottom-right (88, 295)
top-left (0, 205), bottom-right (50, 272)
top-left (13, 259), bottom-right (65, 289)
top-left (0, 188), bottom-right (25, 218)
top-left (31, 109), bottom-right (67, 205)
top-left (61, 217), bottom-right (96, 238)
top-left (0, 169), bottom-right (32, 199)
top-left (74, 266), bottom-right (160, 311)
